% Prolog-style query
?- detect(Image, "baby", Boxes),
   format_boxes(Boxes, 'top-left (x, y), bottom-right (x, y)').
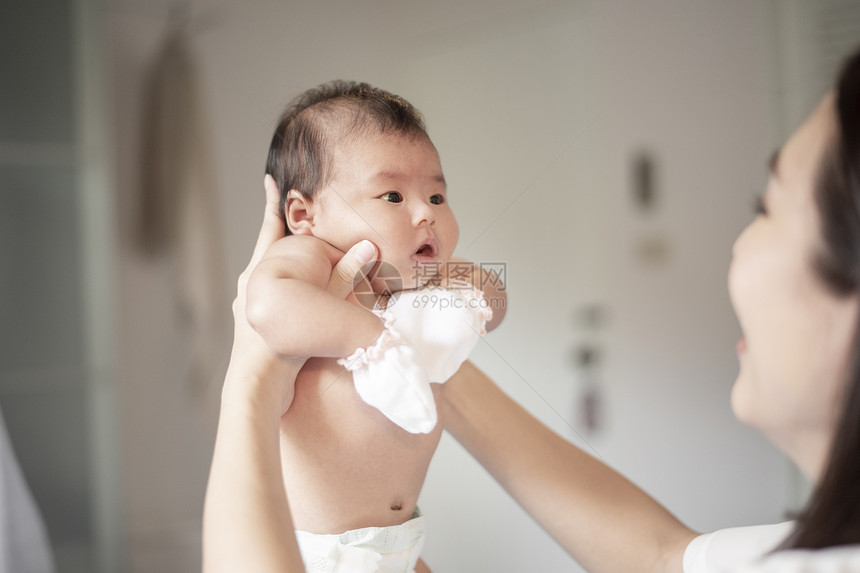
top-left (246, 81), bottom-right (504, 572)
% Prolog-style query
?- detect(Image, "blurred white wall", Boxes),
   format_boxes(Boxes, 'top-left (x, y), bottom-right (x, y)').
top-left (409, 2), bottom-right (791, 571)
top-left (104, 0), bottom-right (820, 571)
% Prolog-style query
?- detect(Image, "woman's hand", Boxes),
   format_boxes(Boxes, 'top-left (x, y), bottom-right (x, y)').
top-left (222, 175), bottom-right (294, 407)
top-left (224, 175), bottom-right (378, 414)
top-left (203, 176), bottom-right (378, 573)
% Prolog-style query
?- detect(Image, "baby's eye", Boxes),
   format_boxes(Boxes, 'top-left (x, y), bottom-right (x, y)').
top-left (429, 194), bottom-right (445, 205)
top-left (380, 192), bottom-right (403, 203)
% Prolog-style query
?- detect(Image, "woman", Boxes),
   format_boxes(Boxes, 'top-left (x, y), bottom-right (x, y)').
top-left (203, 47), bottom-right (860, 572)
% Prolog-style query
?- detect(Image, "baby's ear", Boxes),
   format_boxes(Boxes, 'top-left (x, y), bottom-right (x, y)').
top-left (285, 189), bottom-right (315, 235)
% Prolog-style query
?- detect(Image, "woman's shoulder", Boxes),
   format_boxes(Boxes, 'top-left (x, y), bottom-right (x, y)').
top-left (735, 545), bottom-right (860, 573)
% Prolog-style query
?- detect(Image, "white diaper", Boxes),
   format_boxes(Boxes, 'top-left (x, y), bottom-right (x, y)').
top-left (295, 511), bottom-right (425, 573)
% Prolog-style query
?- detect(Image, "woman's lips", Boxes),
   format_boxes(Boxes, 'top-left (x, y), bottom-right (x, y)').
top-left (736, 338), bottom-right (747, 354)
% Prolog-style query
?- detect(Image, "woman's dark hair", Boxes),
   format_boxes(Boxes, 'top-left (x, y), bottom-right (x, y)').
top-left (785, 45), bottom-right (860, 549)
top-left (265, 80), bottom-right (428, 233)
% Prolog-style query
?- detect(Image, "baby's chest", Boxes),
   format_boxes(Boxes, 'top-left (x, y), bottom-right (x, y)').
top-left (282, 357), bottom-right (442, 457)
top-left (288, 357), bottom-right (360, 418)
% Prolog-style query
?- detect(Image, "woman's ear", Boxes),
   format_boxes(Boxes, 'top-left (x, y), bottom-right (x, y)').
top-left (285, 190), bottom-right (316, 235)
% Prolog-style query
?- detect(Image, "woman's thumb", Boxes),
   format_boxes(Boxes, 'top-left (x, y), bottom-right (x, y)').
top-left (328, 240), bottom-right (378, 298)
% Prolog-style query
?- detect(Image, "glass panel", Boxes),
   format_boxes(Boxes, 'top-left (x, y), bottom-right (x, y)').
top-left (0, 164), bottom-right (85, 374)
top-left (0, 0), bottom-right (74, 144)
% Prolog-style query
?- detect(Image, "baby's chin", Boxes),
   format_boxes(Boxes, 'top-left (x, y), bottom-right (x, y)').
top-left (404, 258), bottom-right (454, 290)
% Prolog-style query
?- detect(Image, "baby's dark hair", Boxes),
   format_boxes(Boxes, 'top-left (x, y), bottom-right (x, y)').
top-left (266, 80), bottom-right (429, 233)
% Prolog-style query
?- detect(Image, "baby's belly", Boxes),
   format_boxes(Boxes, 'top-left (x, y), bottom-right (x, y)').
top-left (280, 356), bottom-right (443, 534)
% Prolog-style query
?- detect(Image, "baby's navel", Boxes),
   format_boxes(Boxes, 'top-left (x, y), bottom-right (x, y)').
top-left (390, 501), bottom-right (403, 511)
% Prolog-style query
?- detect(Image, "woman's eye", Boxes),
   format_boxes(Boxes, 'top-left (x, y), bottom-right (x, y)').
top-left (380, 192), bottom-right (403, 203)
top-left (753, 195), bottom-right (767, 216)
top-left (429, 194), bottom-right (445, 205)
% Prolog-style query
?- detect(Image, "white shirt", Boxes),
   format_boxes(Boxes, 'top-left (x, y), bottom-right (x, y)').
top-left (684, 522), bottom-right (860, 573)
top-left (0, 408), bottom-right (55, 573)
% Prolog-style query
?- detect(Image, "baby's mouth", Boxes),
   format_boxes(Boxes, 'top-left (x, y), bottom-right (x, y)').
top-left (413, 240), bottom-right (439, 258)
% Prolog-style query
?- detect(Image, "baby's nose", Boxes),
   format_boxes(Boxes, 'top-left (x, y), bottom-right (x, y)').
top-left (412, 201), bottom-right (436, 226)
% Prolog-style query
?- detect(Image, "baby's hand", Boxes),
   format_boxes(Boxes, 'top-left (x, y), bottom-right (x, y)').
top-left (386, 284), bottom-right (492, 384)
top-left (339, 312), bottom-right (437, 434)
top-left (335, 280), bottom-right (492, 432)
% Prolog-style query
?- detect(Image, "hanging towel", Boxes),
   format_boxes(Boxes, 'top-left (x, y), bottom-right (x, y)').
top-left (139, 28), bottom-right (230, 403)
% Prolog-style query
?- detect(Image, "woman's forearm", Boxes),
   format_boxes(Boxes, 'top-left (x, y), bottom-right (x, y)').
top-left (202, 178), bottom-right (381, 573)
top-left (440, 361), bottom-right (696, 573)
top-left (202, 361), bottom-right (306, 573)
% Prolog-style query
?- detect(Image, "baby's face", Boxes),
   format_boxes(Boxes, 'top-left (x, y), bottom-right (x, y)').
top-left (310, 131), bottom-right (459, 291)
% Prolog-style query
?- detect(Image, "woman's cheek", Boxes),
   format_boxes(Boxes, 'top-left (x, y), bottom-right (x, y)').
top-left (730, 371), bottom-right (754, 426)
top-left (727, 257), bottom-right (750, 321)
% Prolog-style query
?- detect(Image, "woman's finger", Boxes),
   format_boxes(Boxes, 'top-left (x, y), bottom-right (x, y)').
top-left (248, 174), bottom-right (286, 270)
top-left (327, 240), bottom-right (378, 298)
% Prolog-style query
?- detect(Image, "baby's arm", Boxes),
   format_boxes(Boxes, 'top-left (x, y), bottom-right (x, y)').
top-left (246, 235), bottom-right (383, 358)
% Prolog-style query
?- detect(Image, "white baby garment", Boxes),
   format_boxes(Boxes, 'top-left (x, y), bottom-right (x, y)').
top-left (385, 283), bottom-right (492, 383)
top-left (338, 284), bottom-right (492, 433)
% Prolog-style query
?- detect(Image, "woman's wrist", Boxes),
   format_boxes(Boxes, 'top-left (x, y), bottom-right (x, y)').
top-left (221, 354), bottom-right (306, 419)
top-left (437, 360), bottom-right (476, 423)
